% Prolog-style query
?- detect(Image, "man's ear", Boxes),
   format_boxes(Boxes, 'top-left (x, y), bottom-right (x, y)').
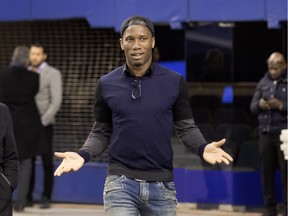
top-left (119, 38), bottom-right (124, 50)
top-left (152, 37), bottom-right (155, 49)
top-left (44, 53), bottom-right (48, 61)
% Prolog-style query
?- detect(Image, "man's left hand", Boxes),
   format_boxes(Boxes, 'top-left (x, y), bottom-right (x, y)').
top-left (267, 98), bottom-right (283, 110)
top-left (203, 139), bottom-right (233, 165)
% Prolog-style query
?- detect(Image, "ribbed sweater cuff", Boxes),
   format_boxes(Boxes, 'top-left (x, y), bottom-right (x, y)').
top-left (198, 143), bottom-right (207, 160)
top-left (77, 150), bottom-right (91, 163)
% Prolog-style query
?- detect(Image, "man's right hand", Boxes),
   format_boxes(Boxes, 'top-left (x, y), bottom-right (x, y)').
top-left (54, 152), bottom-right (85, 176)
top-left (259, 98), bottom-right (271, 110)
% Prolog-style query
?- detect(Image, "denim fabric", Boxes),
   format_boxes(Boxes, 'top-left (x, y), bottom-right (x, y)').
top-left (103, 175), bottom-right (177, 216)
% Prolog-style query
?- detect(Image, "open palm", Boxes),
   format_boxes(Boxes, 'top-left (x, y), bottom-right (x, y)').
top-left (203, 139), bottom-right (233, 165)
top-left (54, 152), bottom-right (85, 176)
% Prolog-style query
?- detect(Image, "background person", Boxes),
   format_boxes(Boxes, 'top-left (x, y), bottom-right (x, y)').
top-left (0, 103), bottom-right (18, 216)
top-left (0, 46), bottom-right (46, 212)
top-left (27, 43), bottom-right (62, 209)
top-left (250, 52), bottom-right (287, 216)
top-left (54, 16), bottom-right (233, 216)
top-left (200, 48), bottom-right (225, 82)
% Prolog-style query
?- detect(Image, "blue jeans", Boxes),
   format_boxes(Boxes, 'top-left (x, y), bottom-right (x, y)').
top-left (103, 175), bottom-right (177, 216)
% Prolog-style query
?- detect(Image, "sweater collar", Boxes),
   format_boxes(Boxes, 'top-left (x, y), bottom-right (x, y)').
top-left (122, 62), bottom-right (155, 77)
top-left (28, 61), bottom-right (47, 73)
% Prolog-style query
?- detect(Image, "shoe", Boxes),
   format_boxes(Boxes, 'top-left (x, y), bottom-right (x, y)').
top-left (277, 203), bottom-right (287, 216)
top-left (26, 200), bottom-right (34, 207)
top-left (280, 209), bottom-right (287, 216)
top-left (262, 209), bottom-right (277, 216)
top-left (14, 204), bottom-right (25, 212)
top-left (262, 212), bottom-right (277, 216)
top-left (40, 197), bottom-right (51, 209)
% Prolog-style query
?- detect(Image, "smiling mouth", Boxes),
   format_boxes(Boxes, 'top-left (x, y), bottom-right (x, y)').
top-left (131, 53), bottom-right (143, 59)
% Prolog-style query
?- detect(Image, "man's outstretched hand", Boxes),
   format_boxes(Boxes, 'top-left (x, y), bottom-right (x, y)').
top-left (54, 152), bottom-right (85, 176)
top-left (203, 139), bottom-right (233, 165)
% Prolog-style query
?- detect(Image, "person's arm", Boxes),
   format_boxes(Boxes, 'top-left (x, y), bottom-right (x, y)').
top-left (54, 80), bottom-right (112, 176)
top-left (173, 77), bottom-right (207, 156)
top-left (78, 79), bottom-right (112, 161)
top-left (173, 77), bottom-right (233, 165)
top-left (2, 104), bottom-right (18, 190)
top-left (250, 81), bottom-right (267, 114)
top-left (41, 68), bottom-right (63, 125)
top-left (78, 121), bottom-right (112, 162)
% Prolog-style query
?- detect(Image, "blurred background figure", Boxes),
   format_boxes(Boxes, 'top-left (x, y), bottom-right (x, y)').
top-left (27, 43), bottom-right (62, 209)
top-left (200, 48), bottom-right (225, 82)
top-left (0, 46), bottom-right (46, 212)
top-left (0, 103), bottom-right (18, 216)
top-left (152, 46), bottom-right (161, 62)
top-left (250, 52), bottom-right (287, 216)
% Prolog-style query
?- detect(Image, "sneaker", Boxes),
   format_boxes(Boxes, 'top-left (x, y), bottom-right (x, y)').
top-left (14, 204), bottom-right (25, 212)
top-left (26, 200), bottom-right (34, 207)
top-left (277, 203), bottom-right (287, 216)
top-left (262, 209), bottom-right (277, 216)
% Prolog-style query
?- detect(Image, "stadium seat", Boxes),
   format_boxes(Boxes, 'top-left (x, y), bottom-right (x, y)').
top-left (234, 140), bottom-right (260, 170)
top-left (213, 108), bottom-right (249, 126)
top-left (192, 109), bottom-right (213, 124)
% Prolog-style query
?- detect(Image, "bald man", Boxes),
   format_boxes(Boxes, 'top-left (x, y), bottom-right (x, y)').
top-left (250, 52), bottom-right (287, 216)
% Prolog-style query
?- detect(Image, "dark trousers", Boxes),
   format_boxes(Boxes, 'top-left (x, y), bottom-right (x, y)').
top-left (259, 132), bottom-right (287, 211)
top-left (28, 125), bottom-right (54, 201)
top-left (15, 158), bottom-right (32, 207)
top-left (0, 173), bottom-right (13, 216)
top-left (0, 199), bottom-right (12, 216)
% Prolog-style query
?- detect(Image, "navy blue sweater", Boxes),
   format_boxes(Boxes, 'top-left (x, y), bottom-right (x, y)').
top-left (79, 63), bottom-right (206, 181)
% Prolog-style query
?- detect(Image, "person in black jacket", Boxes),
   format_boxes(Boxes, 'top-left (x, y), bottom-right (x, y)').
top-left (0, 46), bottom-right (46, 212)
top-left (0, 103), bottom-right (18, 216)
top-left (250, 52), bottom-right (287, 216)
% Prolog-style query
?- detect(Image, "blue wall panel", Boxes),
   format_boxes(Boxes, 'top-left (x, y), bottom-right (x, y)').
top-left (188, 0), bottom-right (266, 21)
top-left (30, 0), bottom-right (94, 19)
top-left (19, 161), bottom-right (283, 206)
top-left (266, 0), bottom-right (287, 28)
top-left (0, 0), bottom-right (31, 21)
top-left (0, 0), bottom-right (286, 29)
top-left (32, 161), bottom-right (108, 203)
top-left (86, 0), bottom-right (115, 28)
top-left (113, 0), bottom-right (188, 31)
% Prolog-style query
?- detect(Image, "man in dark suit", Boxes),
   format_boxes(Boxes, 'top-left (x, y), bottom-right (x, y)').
top-left (0, 46), bottom-right (46, 212)
top-left (0, 103), bottom-right (18, 216)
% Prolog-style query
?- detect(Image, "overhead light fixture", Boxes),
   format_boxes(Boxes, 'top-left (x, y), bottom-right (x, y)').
top-left (218, 22), bottom-right (235, 28)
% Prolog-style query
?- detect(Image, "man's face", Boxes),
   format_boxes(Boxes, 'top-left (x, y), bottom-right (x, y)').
top-left (29, 46), bottom-right (47, 67)
top-left (120, 25), bottom-right (155, 68)
top-left (268, 62), bottom-right (286, 80)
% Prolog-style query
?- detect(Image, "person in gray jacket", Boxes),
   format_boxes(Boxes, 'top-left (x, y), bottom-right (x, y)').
top-left (0, 103), bottom-right (18, 216)
top-left (27, 43), bottom-right (62, 209)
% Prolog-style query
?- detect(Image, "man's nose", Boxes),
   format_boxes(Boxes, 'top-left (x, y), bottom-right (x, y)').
top-left (133, 40), bottom-right (141, 49)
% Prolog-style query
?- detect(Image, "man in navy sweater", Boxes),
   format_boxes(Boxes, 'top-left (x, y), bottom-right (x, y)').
top-left (54, 16), bottom-right (233, 216)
